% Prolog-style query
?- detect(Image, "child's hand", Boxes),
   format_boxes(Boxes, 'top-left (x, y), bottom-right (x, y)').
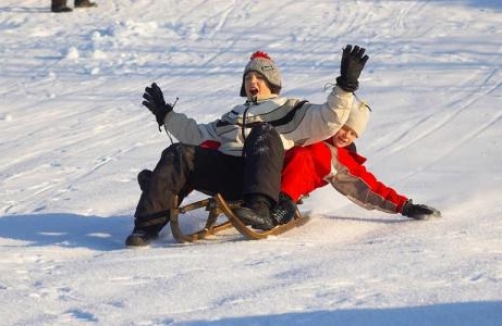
top-left (402, 200), bottom-right (442, 220)
top-left (336, 44), bottom-right (369, 92)
top-left (142, 83), bottom-right (174, 128)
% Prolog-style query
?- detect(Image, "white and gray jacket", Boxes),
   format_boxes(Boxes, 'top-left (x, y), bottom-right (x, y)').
top-left (163, 86), bottom-right (355, 156)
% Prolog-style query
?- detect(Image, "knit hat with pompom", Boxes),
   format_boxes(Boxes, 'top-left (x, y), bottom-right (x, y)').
top-left (240, 51), bottom-right (282, 97)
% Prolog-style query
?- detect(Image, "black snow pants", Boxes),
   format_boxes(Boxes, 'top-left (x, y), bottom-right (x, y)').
top-left (133, 123), bottom-right (284, 231)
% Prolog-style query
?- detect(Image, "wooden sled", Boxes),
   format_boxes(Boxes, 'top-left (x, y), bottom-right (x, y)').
top-left (170, 193), bottom-right (309, 243)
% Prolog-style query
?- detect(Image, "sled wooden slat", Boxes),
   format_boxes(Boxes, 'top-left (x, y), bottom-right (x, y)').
top-left (170, 196), bottom-right (235, 243)
top-left (170, 194), bottom-right (309, 243)
top-left (214, 193), bottom-right (310, 240)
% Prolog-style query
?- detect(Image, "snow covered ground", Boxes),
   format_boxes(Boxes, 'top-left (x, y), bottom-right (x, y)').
top-left (1, 0), bottom-right (502, 325)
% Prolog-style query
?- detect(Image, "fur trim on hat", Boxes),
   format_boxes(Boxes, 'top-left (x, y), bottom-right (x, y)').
top-left (240, 51), bottom-right (282, 97)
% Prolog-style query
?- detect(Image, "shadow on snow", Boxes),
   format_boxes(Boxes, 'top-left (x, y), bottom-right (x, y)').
top-left (0, 210), bottom-right (413, 251)
top-left (0, 213), bottom-right (131, 251)
top-left (181, 301), bottom-right (502, 326)
top-left (466, 0), bottom-right (502, 10)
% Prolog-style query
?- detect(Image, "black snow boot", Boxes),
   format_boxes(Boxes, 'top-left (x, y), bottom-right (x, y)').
top-left (51, 0), bottom-right (72, 12)
top-left (270, 193), bottom-right (296, 225)
top-left (137, 169), bottom-right (153, 192)
top-left (125, 210), bottom-right (171, 247)
top-left (74, 0), bottom-right (98, 8)
top-left (233, 194), bottom-right (275, 230)
top-left (125, 226), bottom-right (160, 247)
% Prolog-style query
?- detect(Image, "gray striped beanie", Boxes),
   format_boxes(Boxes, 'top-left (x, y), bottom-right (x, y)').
top-left (240, 51), bottom-right (282, 97)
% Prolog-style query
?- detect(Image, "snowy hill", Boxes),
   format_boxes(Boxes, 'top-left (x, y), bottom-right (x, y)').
top-left (1, 1), bottom-right (501, 325)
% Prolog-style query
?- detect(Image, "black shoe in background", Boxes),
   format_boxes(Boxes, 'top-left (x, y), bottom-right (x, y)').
top-left (74, 0), bottom-right (98, 8)
top-left (51, 0), bottom-right (72, 12)
top-left (51, 5), bottom-right (72, 12)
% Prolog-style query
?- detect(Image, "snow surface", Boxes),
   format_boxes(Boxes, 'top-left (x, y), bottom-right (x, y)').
top-left (1, 0), bottom-right (502, 325)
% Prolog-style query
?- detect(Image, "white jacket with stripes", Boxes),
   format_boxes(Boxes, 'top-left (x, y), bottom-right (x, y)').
top-left (162, 86), bottom-right (355, 156)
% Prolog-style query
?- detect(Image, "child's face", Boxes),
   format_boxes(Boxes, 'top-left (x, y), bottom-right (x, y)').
top-left (331, 126), bottom-right (358, 148)
top-left (244, 72), bottom-right (273, 100)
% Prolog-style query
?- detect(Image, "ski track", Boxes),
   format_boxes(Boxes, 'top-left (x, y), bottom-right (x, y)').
top-left (383, 67), bottom-right (502, 155)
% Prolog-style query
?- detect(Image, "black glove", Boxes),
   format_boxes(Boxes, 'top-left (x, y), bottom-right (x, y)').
top-left (142, 82), bottom-right (173, 128)
top-left (401, 200), bottom-right (442, 220)
top-left (336, 44), bottom-right (369, 92)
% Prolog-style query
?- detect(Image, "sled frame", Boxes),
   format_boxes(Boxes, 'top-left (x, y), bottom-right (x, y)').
top-left (170, 193), bottom-right (309, 243)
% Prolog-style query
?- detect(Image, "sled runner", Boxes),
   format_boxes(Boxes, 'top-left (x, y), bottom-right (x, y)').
top-left (169, 193), bottom-right (309, 243)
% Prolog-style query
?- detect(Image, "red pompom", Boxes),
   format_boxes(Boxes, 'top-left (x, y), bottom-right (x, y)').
top-left (250, 51), bottom-right (272, 61)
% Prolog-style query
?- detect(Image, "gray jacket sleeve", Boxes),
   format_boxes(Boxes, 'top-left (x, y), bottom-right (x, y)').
top-left (162, 111), bottom-right (219, 146)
